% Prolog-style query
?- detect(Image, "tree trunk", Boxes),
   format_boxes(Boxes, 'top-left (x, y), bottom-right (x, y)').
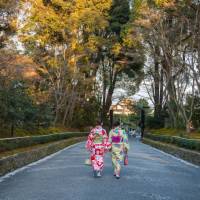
top-left (102, 72), bottom-right (117, 123)
top-left (153, 46), bottom-right (164, 123)
top-left (62, 95), bottom-right (73, 126)
top-left (102, 64), bottom-right (107, 122)
top-left (167, 101), bottom-right (177, 128)
top-left (186, 121), bottom-right (191, 134)
top-left (11, 123), bottom-right (14, 137)
top-left (53, 107), bottom-right (59, 126)
top-left (159, 67), bottom-right (164, 109)
top-left (154, 52), bottom-right (160, 119)
top-left (162, 57), bottom-right (178, 128)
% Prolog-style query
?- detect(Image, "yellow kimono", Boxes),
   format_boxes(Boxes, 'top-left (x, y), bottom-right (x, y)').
top-left (109, 127), bottom-right (129, 177)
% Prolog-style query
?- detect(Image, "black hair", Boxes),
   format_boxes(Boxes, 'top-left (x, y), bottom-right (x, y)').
top-left (96, 120), bottom-right (102, 126)
top-left (113, 120), bottom-right (120, 127)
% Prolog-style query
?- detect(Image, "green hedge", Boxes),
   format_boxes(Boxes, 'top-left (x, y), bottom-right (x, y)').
top-left (145, 134), bottom-right (200, 152)
top-left (0, 132), bottom-right (88, 153)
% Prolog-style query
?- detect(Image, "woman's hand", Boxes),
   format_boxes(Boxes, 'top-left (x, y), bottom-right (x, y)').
top-left (124, 148), bottom-right (128, 154)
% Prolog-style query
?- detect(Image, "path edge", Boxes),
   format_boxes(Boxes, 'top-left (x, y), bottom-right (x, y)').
top-left (0, 137), bottom-right (86, 177)
top-left (143, 138), bottom-right (200, 167)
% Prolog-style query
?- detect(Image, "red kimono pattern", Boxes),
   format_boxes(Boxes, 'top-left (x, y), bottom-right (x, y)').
top-left (86, 126), bottom-right (110, 171)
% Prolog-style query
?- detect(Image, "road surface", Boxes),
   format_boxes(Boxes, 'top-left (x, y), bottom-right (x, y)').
top-left (0, 138), bottom-right (200, 200)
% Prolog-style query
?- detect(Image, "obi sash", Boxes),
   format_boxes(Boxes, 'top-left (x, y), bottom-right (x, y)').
top-left (94, 135), bottom-right (103, 144)
top-left (112, 135), bottom-right (121, 143)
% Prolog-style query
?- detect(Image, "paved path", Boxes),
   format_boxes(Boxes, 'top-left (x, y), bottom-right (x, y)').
top-left (0, 138), bottom-right (200, 200)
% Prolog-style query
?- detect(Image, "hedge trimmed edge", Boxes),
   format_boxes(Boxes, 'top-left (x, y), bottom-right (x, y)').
top-left (145, 133), bottom-right (200, 152)
top-left (0, 132), bottom-right (88, 153)
top-left (143, 138), bottom-right (200, 166)
top-left (0, 137), bottom-right (86, 176)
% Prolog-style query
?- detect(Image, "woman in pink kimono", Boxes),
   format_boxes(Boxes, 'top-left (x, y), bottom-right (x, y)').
top-left (86, 121), bottom-right (110, 177)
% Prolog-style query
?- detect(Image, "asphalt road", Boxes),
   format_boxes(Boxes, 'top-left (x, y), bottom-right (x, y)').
top-left (0, 138), bottom-right (200, 200)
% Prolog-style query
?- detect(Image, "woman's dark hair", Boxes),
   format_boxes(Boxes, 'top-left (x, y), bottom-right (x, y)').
top-left (113, 120), bottom-right (120, 127)
top-left (96, 120), bottom-right (102, 126)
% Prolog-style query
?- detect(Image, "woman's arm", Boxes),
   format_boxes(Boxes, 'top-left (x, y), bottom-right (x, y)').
top-left (85, 130), bottom-right (94, 151)
top-left (103, 129), bottom-right (111, 151)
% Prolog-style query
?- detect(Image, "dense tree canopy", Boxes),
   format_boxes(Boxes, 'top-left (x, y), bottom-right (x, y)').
top-left (131, 0), bottom-right (200, 131)
top-left (0, 0), bottom-right (200, 137)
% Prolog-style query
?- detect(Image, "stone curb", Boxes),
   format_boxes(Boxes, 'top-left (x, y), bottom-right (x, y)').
top-left (0, 137), bottom-right (86, 176)
top-left (143, 138), bottom-right (200, 166)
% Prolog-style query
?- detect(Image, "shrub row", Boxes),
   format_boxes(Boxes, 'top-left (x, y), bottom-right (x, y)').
top-left (145, 133), bottom-right (200, 152)
top-left (0, 132), bottom-right (88, 153)
top-left (143, 138), bottom-right (200, 166)
top-left (0, 137), bottom-right (86, 176)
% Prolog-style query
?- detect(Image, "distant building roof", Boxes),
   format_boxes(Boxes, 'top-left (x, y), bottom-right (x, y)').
top-left (110, 98), bottom-right (136, 115)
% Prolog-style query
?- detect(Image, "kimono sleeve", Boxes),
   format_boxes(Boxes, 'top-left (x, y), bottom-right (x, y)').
top-left (103, 129), bottom-right (111, 150)
top-left (108, 130), bottom-right (113, 144)
top-left (85, 130), bottom-right (94, 151)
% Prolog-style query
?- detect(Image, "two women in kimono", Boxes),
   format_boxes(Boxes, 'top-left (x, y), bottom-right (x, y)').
top-left (86, 120), bottom-right (129, 179)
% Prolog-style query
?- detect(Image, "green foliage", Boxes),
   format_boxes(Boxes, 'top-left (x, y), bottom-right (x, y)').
top-left (0, 81), bottom-right (36, 126)
top-left (145, 133), bottom-right (200, 152)
top-left (71, 97), bottom-right (100, 128)
top-left (20, 0), bottom-right (113, 126)
top-left (135, 98), bottom-right (149, 109)
top-left (146, 116), bottom-right (164, 129)
top-left (1, 0), bottom-right (145, 132)
top-left (0, 131), bottom-right (88, 153)
top-left (150, 128), bottom-right (200, 139)
top-left (0, 80), bottom-right (53, 136)
top-left (109, 0), bottom-right (130, 35)
top-left (33, 103), bottom-right (54, 128)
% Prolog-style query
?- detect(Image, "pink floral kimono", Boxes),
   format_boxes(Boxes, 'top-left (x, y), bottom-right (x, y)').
top-left (86, 126), bottom-right (110, 173)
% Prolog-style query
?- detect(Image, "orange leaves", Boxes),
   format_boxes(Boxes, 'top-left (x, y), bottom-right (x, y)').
top-left (135, 9), bottom-right (161, 29)
top-left (155, 0), bottom-right (175, 8)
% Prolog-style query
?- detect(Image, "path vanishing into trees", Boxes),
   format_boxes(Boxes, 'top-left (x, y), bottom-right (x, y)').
top-left (0, 138), bottom-right (200, 200)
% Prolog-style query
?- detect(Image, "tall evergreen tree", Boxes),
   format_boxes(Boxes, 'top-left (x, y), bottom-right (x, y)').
top-left (100, 0), bottom-right (144, 123)
top-left (109, 0), bottom-right (130, 35)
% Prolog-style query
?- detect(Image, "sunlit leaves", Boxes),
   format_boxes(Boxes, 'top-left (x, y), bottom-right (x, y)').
top-left (154, 0), bottom-right (175, 7)
top-left (111, 43), bottom-right (122, 56)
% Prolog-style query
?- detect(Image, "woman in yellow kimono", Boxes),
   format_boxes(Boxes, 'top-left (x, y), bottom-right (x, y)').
top-left (109, 121), bottom-right (129, 179)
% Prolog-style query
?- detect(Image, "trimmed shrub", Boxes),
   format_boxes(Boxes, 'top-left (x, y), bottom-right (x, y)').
top-left (0, 132), bottom-right (88, 153)
top-left (145, 133), bottom-right (200, 152)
